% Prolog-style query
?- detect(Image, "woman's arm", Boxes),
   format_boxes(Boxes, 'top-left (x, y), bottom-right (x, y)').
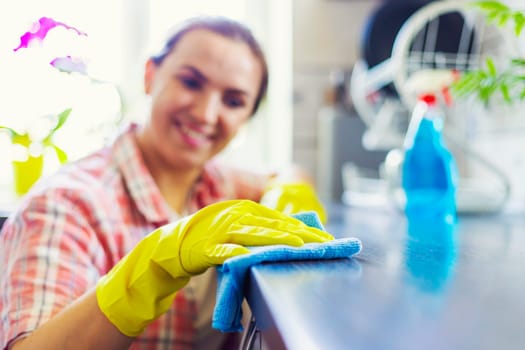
top-left (6, 197), bottom-right (331, 350)
top-left (2, 190), bottom-right (133, 350)
top-left (230, 163), bottom-right (316, 202)
top-left (11, 290), bottom-right (132, 350)
top-left (192, 159), bottom-right (315, 208)
top-left (189, 159), bottom-right (326, 220)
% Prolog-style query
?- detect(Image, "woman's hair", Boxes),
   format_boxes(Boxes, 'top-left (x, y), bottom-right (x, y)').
top-left (150, 16), bottom-right (268, 116)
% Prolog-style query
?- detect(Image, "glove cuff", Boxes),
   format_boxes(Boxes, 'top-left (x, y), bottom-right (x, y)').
top-left (96, 272), bottom-right (190, 337)
top-left (95, 225), bottom-right (192, 337)
top-left (264, 181), bottom-right (315, 193)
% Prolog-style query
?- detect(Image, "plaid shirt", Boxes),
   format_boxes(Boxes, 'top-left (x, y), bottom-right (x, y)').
top-left (0, 124), bottom-right (266, 349)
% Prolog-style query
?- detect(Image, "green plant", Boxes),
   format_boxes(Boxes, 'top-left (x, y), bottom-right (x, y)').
top-left (0, 108), bottom-right (71, 164)
top-left (451, 1), bottom-right (525, 104)
top-left (0, 17), bottom-right (89, 160)
top-left (0, 17), bottom-right (91, 195)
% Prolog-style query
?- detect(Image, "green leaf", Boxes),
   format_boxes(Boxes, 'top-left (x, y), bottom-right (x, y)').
top-left (500, 83), bottom-right (511, 102)
top-left (12, 133), bottom-right (32, 147)
top-left (42, 108), bottom-right (72, 144)
top-left (451, 71), bottom-right (486, 97)
top-left (511, 58), bottom-right (525, 66)
top-left (474, 1), bottom-right (525, 38)
top-left (473, 1), bottom-right (510, 12)
top-left (478, 86), bottom-right (491, 103)
top-left (51, 108), bottom-right (72, 133)
top-left (51, 144), bottom-right (68, 164)
top-left (514, 12), bottom-right (525, 36)
top-left (486, 58), bottom-right (497, 76)
top-left (498, 12), bottom-right (510, 26)
top-left (487, 10), bottom-right (503, 22)
top-left (0, 125), bottom-right (21, 138)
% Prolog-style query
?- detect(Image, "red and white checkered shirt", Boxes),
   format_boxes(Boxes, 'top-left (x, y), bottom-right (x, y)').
top-left (0, 124), bottom-right (266, 349)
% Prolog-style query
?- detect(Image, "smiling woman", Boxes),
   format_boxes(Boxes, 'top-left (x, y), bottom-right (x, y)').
top-left (0, 0), bottom-right (293, 197)
top-left (137, 20), bottom-right (268, 212)
top-left (0, 13), bottom-right (325, 350)
top-left (139, 0), bottom-right (293, 171)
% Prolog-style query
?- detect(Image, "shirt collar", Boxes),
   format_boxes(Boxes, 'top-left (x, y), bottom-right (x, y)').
top-left (112, 123), bottom-right (178, 224)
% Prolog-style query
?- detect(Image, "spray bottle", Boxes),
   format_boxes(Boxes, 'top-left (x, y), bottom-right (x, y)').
top-left (401, 94), bottom-right (457, 223)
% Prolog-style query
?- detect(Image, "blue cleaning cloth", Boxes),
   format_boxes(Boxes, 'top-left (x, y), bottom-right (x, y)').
top-left (212, 211), bottom-right (362, 332)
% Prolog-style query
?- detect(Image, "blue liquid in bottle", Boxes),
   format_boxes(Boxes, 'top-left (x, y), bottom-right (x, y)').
top-left (402, 94), bottom-right (457, 223)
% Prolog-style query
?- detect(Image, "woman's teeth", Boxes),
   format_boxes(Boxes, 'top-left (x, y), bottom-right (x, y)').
top-left (180, 124), bottom-right (208, 141)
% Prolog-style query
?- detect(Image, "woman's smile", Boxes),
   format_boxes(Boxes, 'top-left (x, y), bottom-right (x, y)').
top-left (139, 28), bottom-right (263, 169)
top-left (172, 117), bottom-right (215, 148)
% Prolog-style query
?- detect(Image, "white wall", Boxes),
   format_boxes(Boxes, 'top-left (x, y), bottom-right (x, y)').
top-left (292, 0), bottom-right (379, 179)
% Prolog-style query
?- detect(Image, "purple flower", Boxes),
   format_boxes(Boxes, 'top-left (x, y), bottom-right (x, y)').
top-left (13, 16), bottom-right (87, 52)
top-left (50, 56), bottom-right (88, 75)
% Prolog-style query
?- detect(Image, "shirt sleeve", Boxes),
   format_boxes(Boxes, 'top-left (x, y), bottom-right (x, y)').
top-left (0, 189), bottom-right (105, 349)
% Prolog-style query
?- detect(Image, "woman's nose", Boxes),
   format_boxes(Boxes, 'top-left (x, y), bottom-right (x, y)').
top-left (192, 92), bottom-right (220, 124)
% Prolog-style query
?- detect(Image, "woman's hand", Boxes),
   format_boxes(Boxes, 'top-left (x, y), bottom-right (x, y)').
top-left (96, 199), bottom-right (333, 337)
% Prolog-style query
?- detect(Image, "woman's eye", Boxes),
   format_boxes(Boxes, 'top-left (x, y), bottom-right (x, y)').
top-left (224, 95), bottom-right (245, 108)
top-left (179, 76), bottom-right (201, 90)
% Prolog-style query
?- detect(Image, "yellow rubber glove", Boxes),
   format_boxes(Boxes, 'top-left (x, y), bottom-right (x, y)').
top-left (96, 199), bottom-right (333, 337)
top-left (260, 181), bottom-right (328, 224)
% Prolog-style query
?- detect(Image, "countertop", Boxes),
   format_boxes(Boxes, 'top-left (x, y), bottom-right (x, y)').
top-left (245, 204), bottom-right (525, 350)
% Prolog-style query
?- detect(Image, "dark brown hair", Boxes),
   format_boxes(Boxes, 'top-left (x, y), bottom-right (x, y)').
top-left (151, 16), bottom-right (268, 116)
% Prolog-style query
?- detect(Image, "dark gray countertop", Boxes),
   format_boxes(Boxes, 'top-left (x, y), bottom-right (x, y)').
top-left (0, 210), bottom-right (8, 228)
top-left (246, 204), bottom-right (525, 350)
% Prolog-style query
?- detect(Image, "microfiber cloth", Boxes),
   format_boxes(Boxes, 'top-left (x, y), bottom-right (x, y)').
top-left (212, 211), bottom-right (362, 332)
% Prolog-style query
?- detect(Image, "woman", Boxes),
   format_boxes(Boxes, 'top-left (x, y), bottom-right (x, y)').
top-left (0, 16), bottom-right (329, 349)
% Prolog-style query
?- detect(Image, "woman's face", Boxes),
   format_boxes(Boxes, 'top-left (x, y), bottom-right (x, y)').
top-left (142, 29), bottom-right (263, 170)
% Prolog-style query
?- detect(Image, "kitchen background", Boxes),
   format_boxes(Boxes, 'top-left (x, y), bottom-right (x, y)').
top-left (1, 0), bottom-right (524, 209)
